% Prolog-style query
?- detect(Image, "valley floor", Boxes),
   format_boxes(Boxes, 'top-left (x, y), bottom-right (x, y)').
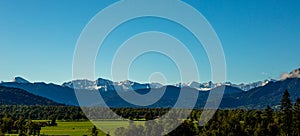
top-left (40, 120), bottom-right (145, 136)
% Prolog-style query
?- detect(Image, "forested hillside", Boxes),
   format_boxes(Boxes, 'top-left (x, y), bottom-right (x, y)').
top-left (0, 86), bottom-right (62, 106)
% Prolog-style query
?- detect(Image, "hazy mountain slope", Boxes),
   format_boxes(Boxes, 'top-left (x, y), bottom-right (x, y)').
top-left (211, 85), bottom-right (244, 94)
top-left (0, 82), bottom-right (78, 105)
top-left (1, 69), bottom-right (300, 109)
top-left (97, 85), bottom-right (244, 108)
top-left (221, 78), bottom-right (300, 109)
top-left (0, 86), bottom-right (62, 105)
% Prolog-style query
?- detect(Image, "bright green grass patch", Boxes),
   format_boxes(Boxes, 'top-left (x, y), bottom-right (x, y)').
top-left (40, 121), bottom-right (96, 136)
top-left (40, 120), bottom-right (145, 136)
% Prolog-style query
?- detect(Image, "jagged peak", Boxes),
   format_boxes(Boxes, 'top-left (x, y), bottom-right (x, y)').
top-left (281, 68), bottom-right (300, 80)
top-left (12, 76), bottom-right (30, 83)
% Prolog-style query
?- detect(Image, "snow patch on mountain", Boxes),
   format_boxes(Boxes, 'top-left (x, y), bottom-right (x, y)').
top-left (4, 76), bottom-right (276, 92)
top-left (174, 80), bottom-right (275, 91)
top-left (62, 79), bottom-right (96, 90)
top-left (231, 80), bottom-right (275, 91)
top-left (149, 82), bottom-right (164, 88)
top-left (62, 78), bottom-right (162, 91)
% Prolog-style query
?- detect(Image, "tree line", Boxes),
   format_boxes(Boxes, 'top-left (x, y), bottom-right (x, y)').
top-left (114, 89), bottom-right (300, 136)
top-left (0, 89), bottom-right (299, 135)
top-left (0, 115), bottom-right (58, 135)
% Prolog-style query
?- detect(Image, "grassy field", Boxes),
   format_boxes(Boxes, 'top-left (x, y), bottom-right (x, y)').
top-left (39, 120), bottom-right (145, 136)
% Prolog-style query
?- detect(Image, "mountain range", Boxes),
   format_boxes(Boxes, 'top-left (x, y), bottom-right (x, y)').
top-left (62, 78), bottom-right (275, 92)
top-left (1, 68), bottom-right (300, 109)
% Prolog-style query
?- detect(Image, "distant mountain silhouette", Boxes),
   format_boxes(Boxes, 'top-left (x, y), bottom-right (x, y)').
top-left (220, 78), bottom-right (300, 109)
top-left (0, 86), bottom-right (62, 105)
top-left (1, 68), bottom-right (300, 109)
top-left (0, 81), bottom-right (78, 105)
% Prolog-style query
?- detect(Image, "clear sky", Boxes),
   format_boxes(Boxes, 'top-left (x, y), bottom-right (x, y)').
top-left (0, 0), bottom-right (299, 84)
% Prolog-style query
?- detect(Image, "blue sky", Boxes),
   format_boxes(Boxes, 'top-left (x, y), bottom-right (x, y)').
top-left (0, 0), bottom-right (299, 84)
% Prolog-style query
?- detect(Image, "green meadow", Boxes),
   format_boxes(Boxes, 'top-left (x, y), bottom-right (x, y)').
top-left (39, 120), bottom-right (145, 136)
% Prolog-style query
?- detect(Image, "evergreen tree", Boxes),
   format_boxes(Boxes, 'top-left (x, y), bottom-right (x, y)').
top-left (292, 97), bottom-right (300, 135)
top-left (50, 117), bottom-right (57, 126)
top-left (91, 125), bottom-right (98, 136)
top-left (145, 111), bottom-right (154, 121)
top-left (281, 90), bottom-right (292, 111)
top-left (262, 105), bottom-right (273, 135)
top-left (264, 105), bottom-right (273, 123)
top-left (281, 89), bottom-right (292, 135)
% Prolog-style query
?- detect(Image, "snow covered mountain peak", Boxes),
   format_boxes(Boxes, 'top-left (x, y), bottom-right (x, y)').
top-left (173, 79), bottom-right (276, 91)
top-left (61, 77), bottom-right (277, 92)
top-left (62, 79), bottom-right (96, 90)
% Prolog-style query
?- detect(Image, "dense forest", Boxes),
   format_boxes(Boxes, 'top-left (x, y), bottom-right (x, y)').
top-left (0, 90), bottom-right (299, 135)
top-left (113, 90), bottom-right (300, 136)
